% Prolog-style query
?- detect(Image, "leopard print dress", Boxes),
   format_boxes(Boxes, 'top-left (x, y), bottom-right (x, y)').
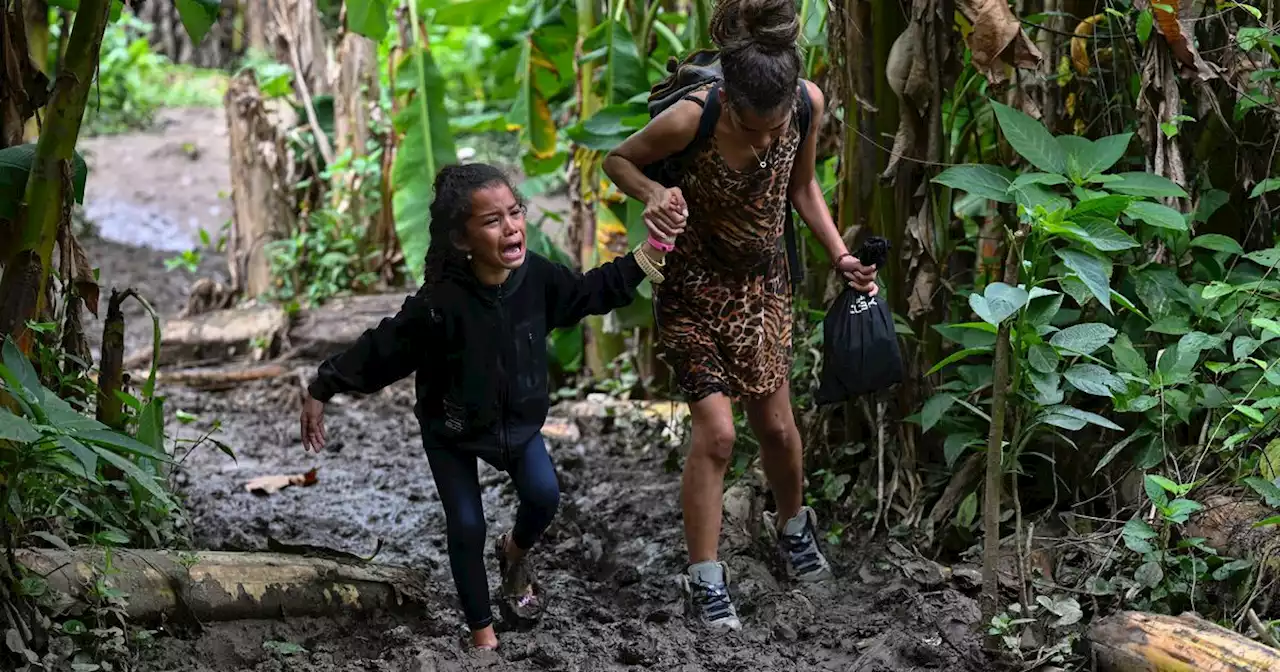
top-left (654, 93), bottom-right (802, 402)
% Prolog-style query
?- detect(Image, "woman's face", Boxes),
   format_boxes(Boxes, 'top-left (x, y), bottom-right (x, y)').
top-left (456, 183), bottom-right (527, 281)
top-left (722, 90), bottom-right (792, 150)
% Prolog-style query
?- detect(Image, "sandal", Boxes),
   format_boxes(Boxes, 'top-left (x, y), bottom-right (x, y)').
top-left (494, 532), bottom-right (545, 625)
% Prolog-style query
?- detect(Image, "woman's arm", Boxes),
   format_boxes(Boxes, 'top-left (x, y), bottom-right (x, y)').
top-left (603, 98), bottom-right (703, 239)
top-left (306, 287), bottom-right (435, 401)
top-left (543, 253), bottom-right (647, 330)
top-left (788, 81), bottom-right (878, 294)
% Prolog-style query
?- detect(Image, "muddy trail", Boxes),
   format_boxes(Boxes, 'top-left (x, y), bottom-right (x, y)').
top-left (71, 108), bottom-right (990, 672)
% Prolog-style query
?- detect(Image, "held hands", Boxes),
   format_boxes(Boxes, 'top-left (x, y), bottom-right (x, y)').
top-left (837, 253), bottom-right (879, 297)
top-left (644, 186), bottom-right (688, 244)
top-left (300, 391), bottom-right (326, 453)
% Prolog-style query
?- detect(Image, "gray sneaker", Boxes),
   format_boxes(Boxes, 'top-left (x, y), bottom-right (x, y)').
top-left (762, 506), bottom-right (833, 582)
top-left (680, 560), bottom-right (741, 632)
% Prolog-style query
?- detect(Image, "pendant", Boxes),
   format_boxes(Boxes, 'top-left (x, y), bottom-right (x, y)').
top-left (759, 160), bottom-right (767, 169)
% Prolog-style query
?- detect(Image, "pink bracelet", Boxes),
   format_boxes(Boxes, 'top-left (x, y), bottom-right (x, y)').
top-left (647, 236), bottom-right (675, 253)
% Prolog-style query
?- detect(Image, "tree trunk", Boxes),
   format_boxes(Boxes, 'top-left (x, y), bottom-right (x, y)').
top-left (15, 548), bottom-right (432, 624)
top-left (0, 0), bottom-right (111, 350)
top-left (1089, 611), bottom-right (1280, 671)
top-left (333, 20), bottom-right (380, 266)
top-left (224, 71), bottom-right (296, 299)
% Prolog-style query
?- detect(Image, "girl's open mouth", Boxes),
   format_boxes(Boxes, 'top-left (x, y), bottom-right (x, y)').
top-left (501, 239), bottom-right (525, 263)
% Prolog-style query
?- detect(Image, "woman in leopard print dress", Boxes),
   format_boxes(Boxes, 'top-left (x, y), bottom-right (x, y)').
top-left (603, 0), bottom-right (879, 634)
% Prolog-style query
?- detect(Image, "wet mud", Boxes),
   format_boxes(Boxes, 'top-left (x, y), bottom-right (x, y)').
top-left (70, 108), bottom-right (991, 672)
top-left (136, 374), bottom-right (987, 672)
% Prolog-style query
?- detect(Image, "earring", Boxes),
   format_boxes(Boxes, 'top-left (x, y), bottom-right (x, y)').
top-left (466, 252), bottom-right (473, 260)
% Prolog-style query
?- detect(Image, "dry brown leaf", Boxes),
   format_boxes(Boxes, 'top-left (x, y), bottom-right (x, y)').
top-left (957, 0), bottom-right (1043, 83)
top-left (65, 232), bottom-right (100, 317)
top-left (1070, 14), bottom-right (1104, 76)
top-left (245, 468), bottom-right (319, 496)
top-left (1136, 0), bottom-right (1219, 81)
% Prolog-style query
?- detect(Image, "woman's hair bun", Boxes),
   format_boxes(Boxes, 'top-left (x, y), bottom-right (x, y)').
top-left (709, 0), bottom-right (799, 53)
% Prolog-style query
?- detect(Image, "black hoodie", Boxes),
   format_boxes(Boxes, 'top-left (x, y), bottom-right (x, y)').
top-left (307, 251), bottom-right (646, 468)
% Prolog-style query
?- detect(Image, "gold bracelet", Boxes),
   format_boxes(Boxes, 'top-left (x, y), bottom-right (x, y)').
top-left (633, 243), bottom-right (665, 284)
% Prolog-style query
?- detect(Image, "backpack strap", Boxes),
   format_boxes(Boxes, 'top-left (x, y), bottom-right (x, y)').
top-left (784, 80), bottom-right (814, 294)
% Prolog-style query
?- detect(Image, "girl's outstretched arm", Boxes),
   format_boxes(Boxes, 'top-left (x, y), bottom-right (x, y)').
top-left (306, 286), bottom-right (436, 402)
top-left (542, 252), bottom-right (647, 330)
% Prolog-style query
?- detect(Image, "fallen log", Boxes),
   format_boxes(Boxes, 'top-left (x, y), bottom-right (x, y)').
top-left (128, 363), bottom-right (294, 391)
top-left (16, 548), bottom-right (431, 624)
top-left (124, 303), bottom-right (290, 370)
top-left (1089, 610), bottom-right (1280, 671)
top-left (131, 293), bottom-right (410, 369)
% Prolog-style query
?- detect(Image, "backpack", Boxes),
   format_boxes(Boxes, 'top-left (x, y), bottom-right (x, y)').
top-left (641, 49), bottom-right (812, 292)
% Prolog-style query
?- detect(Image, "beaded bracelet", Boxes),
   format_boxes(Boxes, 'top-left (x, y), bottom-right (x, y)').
top-left (634, 243), bottom-right (665, 284)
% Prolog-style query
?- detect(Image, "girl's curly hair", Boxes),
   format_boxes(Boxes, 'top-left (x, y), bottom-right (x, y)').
top-left (422, 163), bottom-right (524, 286)
top-left (710, 0), bottom-right (802, 116)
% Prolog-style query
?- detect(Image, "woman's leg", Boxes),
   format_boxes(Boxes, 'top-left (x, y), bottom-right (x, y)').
top-left (743, 381), bottom-right (832, 583)
top-left (424, 447), bottom-right (496, 647)
top-left (682, 392), bottom-right (736, 563)
top-left (742, 380), bottom-right (803, 524)
top-left (680, 392), bottom-right (741, 631)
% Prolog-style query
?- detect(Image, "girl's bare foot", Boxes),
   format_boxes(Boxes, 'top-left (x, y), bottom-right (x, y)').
top-left (471, 625), bottom-right (498, 649)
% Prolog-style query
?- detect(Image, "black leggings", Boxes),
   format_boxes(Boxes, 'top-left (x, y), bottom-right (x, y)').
top-left (425, 433), bottom-right (560, 630)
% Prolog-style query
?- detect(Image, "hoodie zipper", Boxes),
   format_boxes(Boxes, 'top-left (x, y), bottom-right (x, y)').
top-left (496, 284), bottom-right (510, 466)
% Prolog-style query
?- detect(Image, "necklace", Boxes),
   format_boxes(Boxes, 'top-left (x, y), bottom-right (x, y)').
top-left (749, 144), bottom-right (767, 169)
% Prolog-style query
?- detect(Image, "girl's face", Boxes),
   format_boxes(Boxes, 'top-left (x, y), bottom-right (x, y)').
top-left (456, 183), bottom-right (527, 283)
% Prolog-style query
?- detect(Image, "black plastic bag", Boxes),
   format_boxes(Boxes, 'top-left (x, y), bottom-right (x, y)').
top-left (815, 236), bottom-right (903, 405)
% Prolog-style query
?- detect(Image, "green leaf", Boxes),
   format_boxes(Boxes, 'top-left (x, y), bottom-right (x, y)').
top-left (584, 19), bottom-right (649, 105)
top-left (925, 347), bottom-right (992, 375)
top-left (1190, 234), bottom-right (1244, 256)
top-left (1073, 217), bottom-right (1140, 252)
top-left (1028, 343), bottom-right (1060, 373)
top-left (73, 428), bottom-right (167, 461)
top-left (991, 101), bottom-right (1067, 174)
top-left (0, 145), bottom-right (90, 221)
top-left (932, 165), bottom-right (1016, 203)
top-left (1245, 248), bottom-right (1280, 269)
top-left (56, 437), bottom-right (98, 480)
top-left (1010, 172), bottom-right (1069, 189)
top-left (510, 27), bottom-right (559, 162)
top-left (1126, 201), bottom-right (1188, 231)
top-left (1233, 336), bottom-right (1262, 362)
top-left (921, 394), bottom-right (956, 433)
top-left (1244, 476), bottom-right (1280, 507)
top-left (1136, 8), bottom-right (1154, 41)
top-left (1165, 498), bottom-right (1202, 523)
top-left (1029, 370), bottom-right (1065, 405)
top-left (1050, 322), bottom-right (1117, 355)
top-left (1, 339), bottom-right (43, 407)
top-left (1111, 333), bottom-right (1149, 377)
top-left (1014, 183), bottom-right (1071, 215)
top-left (1058, 248), bottom-right (1113, 312)
top-left (1094, 430), bottom-right (1150, 475)
top-left (1109, 172), bottom-right (1188, 198)
top-left (0, 408), bottom-right (40, 443)
top-left (1212, 558), bottom-right (1254, 581)
top-left (1063, 132), bottom-right (1132, 178)
top-left (137, 399), bottom-right (166, 456)
top-left (944, 433), bottom-right (981, 468)
top-left (969, 282), bottom-right (1028, 326)
top-left (1134, 561), bottom-right (1164, 588)
top-left (1025, 289), bottom-right (1063, 327)
top-left (391, 46), bottom-right (459, 281)
top-left (1250, 178), bottom-right (1280, 198)
top-left (1070, 194), bottom-right (1132, 220)
top-left (1053, 405), bottom-right (1124, 431)
top-left (956, 492), bottom-right (978, 529)
top-left (175, 0), bottom-right (221, 44)
top-left (1193, 189), bottom-right (1229, 223)
top-left (89, 446), bottom-right (173, 505)
top-left (1064, 363), bottom-right (1125, 397)
top-left (344, 0), bottom-right (390, 40)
